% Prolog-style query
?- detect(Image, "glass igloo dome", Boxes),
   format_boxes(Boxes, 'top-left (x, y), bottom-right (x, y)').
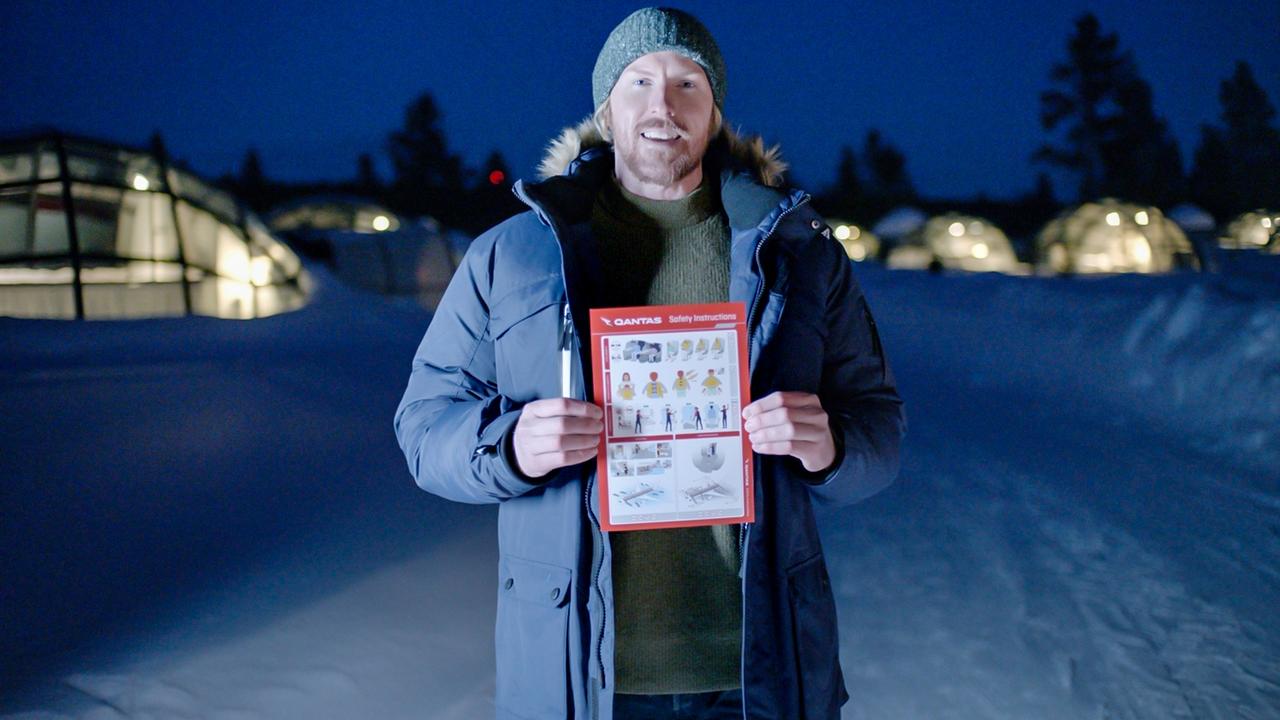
top-left (0, 132), bottom-right (308, 320)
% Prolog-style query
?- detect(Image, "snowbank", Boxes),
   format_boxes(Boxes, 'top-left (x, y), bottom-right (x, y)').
top-left (857, 266), bottom-right (1280, 480)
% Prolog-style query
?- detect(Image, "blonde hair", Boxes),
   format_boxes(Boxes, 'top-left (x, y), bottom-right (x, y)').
top-left (593, 99), bottom-right (723, 144)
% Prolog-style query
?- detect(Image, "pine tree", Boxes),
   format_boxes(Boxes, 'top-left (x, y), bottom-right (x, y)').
top-left (238, 148), bottom-right (269, 212)
top-left (388, 93), bottom-right (464, 224)
top-left (356, 153), bottom-right (380, 195)
top-left (1036, 13), bottom-right (1131, 200)
top-left (863, 130), bottom-right (914, 202)
top-left (1190, 62), bottom-right (1280, 220)
top-left (826, 144), bottom-right (861, 218)
top-left (1103, 76), bottom-right (1186, 206)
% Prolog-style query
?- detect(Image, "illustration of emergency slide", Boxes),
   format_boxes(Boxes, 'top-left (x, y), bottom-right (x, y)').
top-left (614, 482), bottom-right (665, 508)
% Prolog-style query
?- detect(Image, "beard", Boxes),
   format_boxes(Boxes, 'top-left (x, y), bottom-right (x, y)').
top-left (613, 119), bottom-right (711, 188)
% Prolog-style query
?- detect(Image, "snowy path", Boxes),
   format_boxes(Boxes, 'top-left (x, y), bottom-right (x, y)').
top-left (3, 269), bottom-right (1278, 718)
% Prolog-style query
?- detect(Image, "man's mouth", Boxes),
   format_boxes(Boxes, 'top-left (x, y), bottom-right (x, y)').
top-left (640, 129), bottom-right (681, 142)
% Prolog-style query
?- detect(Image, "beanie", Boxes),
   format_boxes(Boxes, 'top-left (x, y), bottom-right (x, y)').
top-left (592, 7), bottom-right (726, 110)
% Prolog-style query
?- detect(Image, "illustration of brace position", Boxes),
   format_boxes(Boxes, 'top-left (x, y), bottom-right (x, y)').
top-left (684, 481), bottom-right (730, 505)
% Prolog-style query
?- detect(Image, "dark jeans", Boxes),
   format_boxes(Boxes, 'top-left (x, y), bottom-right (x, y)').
top-left (613, 689), bottom-right (743, 719)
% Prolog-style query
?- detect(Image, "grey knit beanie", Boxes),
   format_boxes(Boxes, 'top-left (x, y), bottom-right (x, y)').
top-left (592, 7), bottom-right (726, 110)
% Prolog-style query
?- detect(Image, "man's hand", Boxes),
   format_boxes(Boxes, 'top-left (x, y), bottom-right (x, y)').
top-left (742, 391), bottom-right (837, 473)
top-left (512, 398), bottom-right (605, 478)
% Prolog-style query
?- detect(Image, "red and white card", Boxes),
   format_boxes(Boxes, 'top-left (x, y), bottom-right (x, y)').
top-left (590, 302), bottom-right (754, 532)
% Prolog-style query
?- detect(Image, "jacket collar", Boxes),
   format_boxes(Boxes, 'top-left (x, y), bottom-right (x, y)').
top-left (514, 117), bottom-right (796, 235)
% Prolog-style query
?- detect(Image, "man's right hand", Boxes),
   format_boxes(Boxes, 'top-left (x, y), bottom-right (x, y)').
top-left (512, 398), bottom-right (605, 478)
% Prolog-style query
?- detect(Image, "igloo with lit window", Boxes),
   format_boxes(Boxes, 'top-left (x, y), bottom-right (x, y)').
top-left (1218, 209), bottom-right (1280, 252)
top-left (886, 213), bottom-right (1020, 273)
top-left (267, 195), bottom-right (466, 309)
top-left (1037, 199), bottom-right (1199, 274)
top-left (0, 133), bottom-right (307, 320)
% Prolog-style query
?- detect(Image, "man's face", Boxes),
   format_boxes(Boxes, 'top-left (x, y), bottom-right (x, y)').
top-left (607, 51), bottom-right (716, 197)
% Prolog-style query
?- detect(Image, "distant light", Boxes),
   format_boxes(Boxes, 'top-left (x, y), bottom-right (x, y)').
top-left (1263, 217), bottom-right (1274, 229)
top-left (968, 221), bottom-right (983, 234)
top-left (1105, 212), bottom-right (1121, 226)
top-left (488, 170), bottom-right (505, 185)
top-left (850, 245), bottom-right (866, 261)
top-left (372, 214), bottom-right (391, 232)
top-left (834, 224), bottom-right (851, 241)
top-left (132, 174), bottom-right (150, 191)
top-left (250, 256), bottom-right (272, 286)
top-left (972, 242), bottom-right (989, 259)
top-left (948, 222), bottom-right (965, 237)
top-left (1135, 210), bottom-right (1149, 226)
top-left (850, 226), bottom-right (861, 240)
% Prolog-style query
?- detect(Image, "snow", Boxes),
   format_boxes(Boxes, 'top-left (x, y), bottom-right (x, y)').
top-left (2, 262), bottom-right (1277, 718)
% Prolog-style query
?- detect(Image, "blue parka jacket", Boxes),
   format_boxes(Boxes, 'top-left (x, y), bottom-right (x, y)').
top-left (395, 120), bottom-right (905, 720)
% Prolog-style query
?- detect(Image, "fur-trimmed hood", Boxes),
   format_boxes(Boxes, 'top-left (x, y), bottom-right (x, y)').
top-left (537, 116), bottom-right (788, 188)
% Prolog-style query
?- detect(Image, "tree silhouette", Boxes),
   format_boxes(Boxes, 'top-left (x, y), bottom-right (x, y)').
top-left (388, 92), bottom-right (465, 226)
top-left (1190, 62), bottom-right (1280, 220)
top-left (1036, 13), bottom-right (1131, 200)
top-left (356, 153), bottom-right (380, 195)
top-left (863, 129), bottom-right (914, 203)
top-left (1103, 76), bottom-right (1186, 207)
top-left (230, 147), bottom-right (273, 212)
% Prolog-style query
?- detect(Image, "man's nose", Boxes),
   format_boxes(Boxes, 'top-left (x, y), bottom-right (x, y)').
top-left (647, 82), bottom-right (676, 117)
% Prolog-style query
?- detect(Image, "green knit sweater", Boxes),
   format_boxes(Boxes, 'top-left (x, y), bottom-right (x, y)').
top-left (592, 177), bottom-right (742, 694)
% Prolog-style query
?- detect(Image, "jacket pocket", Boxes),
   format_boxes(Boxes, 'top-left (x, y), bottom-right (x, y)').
top-left (491, 280), bottom-right (565, 403)
top-left (787, 552), bottom-right (848, 719)
top-left (494, 554), bottom-right (573, 719)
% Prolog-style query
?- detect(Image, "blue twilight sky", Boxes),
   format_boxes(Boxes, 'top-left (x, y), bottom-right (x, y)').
top-left (3, 0), bottom-right (1278, 200)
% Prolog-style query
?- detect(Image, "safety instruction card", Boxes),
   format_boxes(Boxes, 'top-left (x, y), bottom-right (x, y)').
top-left (590, 302), bottom-right (754, 532)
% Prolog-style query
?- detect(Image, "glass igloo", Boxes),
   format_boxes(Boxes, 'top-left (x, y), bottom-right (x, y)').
top-left (0, 132), bottom-right (307, 320)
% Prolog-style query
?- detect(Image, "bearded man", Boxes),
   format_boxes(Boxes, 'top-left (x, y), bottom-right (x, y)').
top-left (395, 8), bottom-right (905, 720)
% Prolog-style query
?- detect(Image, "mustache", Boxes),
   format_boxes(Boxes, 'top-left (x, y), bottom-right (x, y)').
top-left (636, 120), bottom-right (687, 136)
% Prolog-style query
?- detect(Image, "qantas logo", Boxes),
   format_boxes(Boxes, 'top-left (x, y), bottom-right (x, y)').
top-left (605, 316), bottom-right (662, 327)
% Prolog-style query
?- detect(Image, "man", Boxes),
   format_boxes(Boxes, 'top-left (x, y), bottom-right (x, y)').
top-left (394, 8), bottom-right (904, 720)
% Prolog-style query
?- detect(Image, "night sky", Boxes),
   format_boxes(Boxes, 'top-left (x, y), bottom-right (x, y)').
top-left (4, 0), bottom-right (1277, 200)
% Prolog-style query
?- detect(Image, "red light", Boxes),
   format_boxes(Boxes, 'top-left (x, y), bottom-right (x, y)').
top-left (488, 170), bottom-right (505, 185)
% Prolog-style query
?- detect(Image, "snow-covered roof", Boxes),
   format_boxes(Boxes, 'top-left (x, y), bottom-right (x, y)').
top-left (1167, 203), bottom-right (1216, 233)
top-left (871, 206), bottom-right (927, 240)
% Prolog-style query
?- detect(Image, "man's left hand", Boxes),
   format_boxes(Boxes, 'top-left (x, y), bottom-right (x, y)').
top-left (742, 391), bottom-right (837, 473)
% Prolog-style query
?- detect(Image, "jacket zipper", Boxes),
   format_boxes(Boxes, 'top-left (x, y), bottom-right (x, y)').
top-left (739, 192), bottom-right (810, 718)
top-left (563, 294), bottom-right (609, 699)
top-left (517, 180), bottom-right (611, 705)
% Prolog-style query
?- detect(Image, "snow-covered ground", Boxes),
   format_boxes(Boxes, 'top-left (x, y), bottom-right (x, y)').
top-left (2, 262), bottom-right (1277, 719)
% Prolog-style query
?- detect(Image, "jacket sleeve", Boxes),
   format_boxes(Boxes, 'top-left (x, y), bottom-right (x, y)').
top-left (802, 239), bottom-right (907, 506)
top-left (393, 229), bottom-right (544, 504)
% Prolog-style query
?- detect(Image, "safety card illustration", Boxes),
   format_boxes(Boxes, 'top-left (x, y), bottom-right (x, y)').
top-left (590, 302), bottom-right (754, 532)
